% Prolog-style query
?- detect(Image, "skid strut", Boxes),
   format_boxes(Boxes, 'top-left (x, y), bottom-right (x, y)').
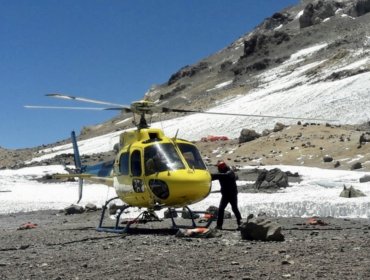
top-left (96, 197), bottom-right (162, 233)
top-left (168, 206), bottom-right (216, 229)
top-left (96, 198), bottom-right (215, 234)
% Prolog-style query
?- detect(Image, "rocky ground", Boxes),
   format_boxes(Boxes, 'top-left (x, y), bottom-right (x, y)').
top-left (1, 123), bottom-right (370, 279)
top-left (1, 210), bottom-right (370, 280)
top-left (198, 122), bottom-right (370, 172)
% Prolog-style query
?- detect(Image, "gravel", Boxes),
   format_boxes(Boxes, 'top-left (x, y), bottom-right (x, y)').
top-left (1, 210), bottom-right (370, 279)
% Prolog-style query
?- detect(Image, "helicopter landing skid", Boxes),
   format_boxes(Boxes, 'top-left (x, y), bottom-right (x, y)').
top-left (96, 198), bottom-right (215, 234)
top-left (96, 197), bottom-right (130, 233)
top-left (96, 197), bottom-right (163, 234)
top-left (168, 206), bottom-right (216, 230)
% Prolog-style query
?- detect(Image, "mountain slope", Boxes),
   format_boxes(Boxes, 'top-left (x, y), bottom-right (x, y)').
top-left (3, 0), bottom-right (370, 171)
top-left (78, 0), bottom-right (370, 140)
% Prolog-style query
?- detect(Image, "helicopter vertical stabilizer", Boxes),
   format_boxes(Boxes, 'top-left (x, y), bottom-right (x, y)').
top-left (71, 131), bottom-right (84, 203)
top-left (71, 131), bottom-right (82, 171)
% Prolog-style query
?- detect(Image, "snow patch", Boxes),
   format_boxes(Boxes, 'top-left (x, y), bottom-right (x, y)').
top-left (289, 43), bottom-right (328, 62)
top-left (295, 10), bottom-right (304, 20)
top-left (274, 24), bottom-right (283, 30)
top-left (3, 165), bottom-right (369, 218)
top-left (206, 80), bottom-right (233, 92)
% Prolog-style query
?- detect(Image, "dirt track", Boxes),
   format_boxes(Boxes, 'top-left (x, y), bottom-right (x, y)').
top-left (1, 210), bottom-right (370, 280)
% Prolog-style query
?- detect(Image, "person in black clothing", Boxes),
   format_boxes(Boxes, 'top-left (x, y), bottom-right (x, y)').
top-left (211, 160), bottom-right (242, 230)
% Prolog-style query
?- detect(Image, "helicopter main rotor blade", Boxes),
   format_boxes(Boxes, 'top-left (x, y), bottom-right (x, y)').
top-left (161, 107), bottom-right (338, 122)
top-left (46, 93), bottom-right (131, 109)
top-left (25, 105), bottom-right (131, 113)
top-left (24, 105), bottom-right (119, 111)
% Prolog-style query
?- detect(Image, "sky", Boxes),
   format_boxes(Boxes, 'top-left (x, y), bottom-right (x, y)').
top-left (0, 0), bottom-right (299, 149)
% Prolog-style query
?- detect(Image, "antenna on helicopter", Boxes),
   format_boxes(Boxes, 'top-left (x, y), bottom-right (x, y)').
top-left (174, 129), bottom-right (179, 141)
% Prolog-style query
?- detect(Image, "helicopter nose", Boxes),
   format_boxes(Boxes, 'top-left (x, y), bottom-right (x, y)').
top-left (155, 170), bottom-right (211, 206)
top-left (148, 179), bottom-right (169, 200)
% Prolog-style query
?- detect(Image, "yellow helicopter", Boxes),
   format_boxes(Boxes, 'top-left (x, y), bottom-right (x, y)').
top-left (26, 93), bottom-right (335, 233)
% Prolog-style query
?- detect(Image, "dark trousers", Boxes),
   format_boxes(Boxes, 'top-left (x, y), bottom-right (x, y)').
top-left (217, 194), bottom-right (242, 228)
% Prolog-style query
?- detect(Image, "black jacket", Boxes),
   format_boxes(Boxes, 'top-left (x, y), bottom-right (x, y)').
top-left (211, 170), bottom-right (238, 196)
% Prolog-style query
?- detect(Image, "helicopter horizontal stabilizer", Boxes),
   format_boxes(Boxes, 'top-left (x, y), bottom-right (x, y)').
top-left (84, 160), bottom-right (115, 177)
top-left (53, 173), bottom-right (114, 186)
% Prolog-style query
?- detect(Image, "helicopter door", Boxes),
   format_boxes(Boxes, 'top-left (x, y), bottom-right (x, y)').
top-left (130, 150), bottom-right (144, 193)
top-left (118, 152), bottom-right (129, 175)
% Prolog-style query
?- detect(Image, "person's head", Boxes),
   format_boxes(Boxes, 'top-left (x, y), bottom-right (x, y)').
top-left (217, 160), bottom-right (228, 173)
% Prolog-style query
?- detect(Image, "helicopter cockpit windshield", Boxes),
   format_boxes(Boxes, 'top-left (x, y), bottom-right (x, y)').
top-left (144, 143), bottom-right (184, 175)
top-left (177, 143), bottom-right (207, 170)
top-left (144, 142), bottom-right (207, 175)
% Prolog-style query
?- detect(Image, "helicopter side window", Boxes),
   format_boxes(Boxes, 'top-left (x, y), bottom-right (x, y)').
top-left (131, 150), bottom-right (142, 177)
top-left (119, 152), bottom-right (129, 175)
top-left (178, 143), bottom-right (207, 170)
top-left (144, 143), bottom-right (185, 175)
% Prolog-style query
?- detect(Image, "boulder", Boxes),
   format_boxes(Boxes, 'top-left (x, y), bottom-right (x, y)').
top-left (359, 175), bottom-right (370, 183)
top-left (239, 129), bottom-right (261, 143)
top-left (351, 162), bottom-right (362, 170)
top-left (323, 155), bottom-right (333, 162)
top-left (64, 204), bottom-right (85, 215)
top-left (85, 203), bottom-right (98, 212)
top-left (242, 32), bottom-right (290, 58)
top-left (240, 214), bottom-right (284, 241)
top-left (243, 35), bottom-right (258, 57)
top-left (261, 12), bottom-right (292, 30)
top-left (340, 185), bottom-right (366, 198)
top-left (273, 122), bottom-right (286, 132)
top-left (359, 133), bottom-right (370, 144)
top-left (299, 3), bottom-right (315, 28)
top-left (315, 0), bottom-right (336, 19)
top-left (349, 0), bottom-right (370, 17)
top-left (262, 129), bottom-right (271, 136)
top-left (299, 0), bottom-right (336, 28)
top-left (254, 168), bottom-right (289, 190)
top-left (168, 62), bottom-right (209, 85)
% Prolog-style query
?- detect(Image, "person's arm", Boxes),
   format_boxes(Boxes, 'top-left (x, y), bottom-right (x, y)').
top-left (211, 173), bottom-right (222, 181)
top-left (225, 170), bottom-right (238, 180)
